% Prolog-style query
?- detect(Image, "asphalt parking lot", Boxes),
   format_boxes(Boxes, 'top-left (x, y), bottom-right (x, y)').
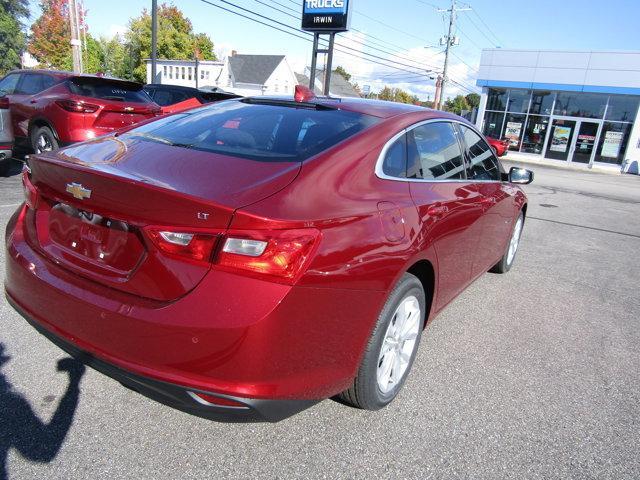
top-left (0, 158), bottom-right (638, 479)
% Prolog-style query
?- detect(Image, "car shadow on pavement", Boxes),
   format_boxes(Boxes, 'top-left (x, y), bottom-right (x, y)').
top-left (0, 343), bottom-right (85, 480)
top-left (0, 160), bottom-right (24, 178)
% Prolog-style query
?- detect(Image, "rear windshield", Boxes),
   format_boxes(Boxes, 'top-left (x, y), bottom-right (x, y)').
top-left (122, 100), bottom-right (380, 162)
top-left (68, 79), bottom-right (152, 103)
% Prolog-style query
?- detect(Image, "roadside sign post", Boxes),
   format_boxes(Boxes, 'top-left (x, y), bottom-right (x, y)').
top-left (301, 0), bottom-right (353, 96)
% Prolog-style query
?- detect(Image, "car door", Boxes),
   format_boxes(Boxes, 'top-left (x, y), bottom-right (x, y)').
top-left (11, 73), bottom-right (49, 139)
top-left (457, 124), bottom-right (516, 277)
top-left (406, 120), bottom-right (486, 311)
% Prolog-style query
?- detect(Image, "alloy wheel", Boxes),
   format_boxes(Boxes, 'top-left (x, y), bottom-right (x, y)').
top-left (376, 295), bottom-right (421, 394)
top-left (507, 216), bottom-right (524, 266)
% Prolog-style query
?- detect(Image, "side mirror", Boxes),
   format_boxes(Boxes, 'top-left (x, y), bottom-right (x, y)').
top-left (509, 167), bottom-right (534, 185)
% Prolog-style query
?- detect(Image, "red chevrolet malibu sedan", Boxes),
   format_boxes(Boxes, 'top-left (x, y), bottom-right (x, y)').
top-left (5, 87), bottom-right (532, 422)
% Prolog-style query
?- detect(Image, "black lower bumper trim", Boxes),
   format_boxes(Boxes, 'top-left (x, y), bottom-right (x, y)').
top-left (7, 292), bottom-right (319, 422)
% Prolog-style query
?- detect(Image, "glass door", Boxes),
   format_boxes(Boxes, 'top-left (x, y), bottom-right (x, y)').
top-left (572, 121), bottom-right (600, 164)
top-left (545, 119), bottom-right (576, 161)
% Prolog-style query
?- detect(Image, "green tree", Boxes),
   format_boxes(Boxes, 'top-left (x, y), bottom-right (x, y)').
top-left (29, 0), bottom-right (73, 70)
top-left (444, 95), bottom-right (470, 115)
top-left (0, 0), bottom-right (29, 75)
top-left (125, 4), bottom-right (216, 82)
top-left (334, 65), bottom-right (351, 82)
top-left (378, 86), bottom-right (419, 105)
top-left (465, 93), bottom-right (480, 109)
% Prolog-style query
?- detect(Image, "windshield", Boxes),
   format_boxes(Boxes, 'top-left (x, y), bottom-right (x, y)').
top-left (122, 100), bottom-right (380, 162)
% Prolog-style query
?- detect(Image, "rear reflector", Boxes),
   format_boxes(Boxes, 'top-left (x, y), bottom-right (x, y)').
top-left (146, 228), bottom-right (218, 263)
top-left (22, 166), bottom-right (38, 210)
top-left (188, 391), bottom-right (249, 409)
top-left (56, 99), bottom-right (100, 113)
top-left (215, 229), bottom-right (320, 283)
top-left (0, 96), bottom-right (9, 109)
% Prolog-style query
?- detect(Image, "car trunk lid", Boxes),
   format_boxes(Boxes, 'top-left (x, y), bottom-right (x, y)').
top-left (26, 135), bottom-right (301, 301)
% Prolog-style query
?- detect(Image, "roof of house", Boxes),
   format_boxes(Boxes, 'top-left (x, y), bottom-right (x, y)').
top-left (228, 54), bottom-right (286, 85)
top-left (296, 71), bottom-right (361, 98)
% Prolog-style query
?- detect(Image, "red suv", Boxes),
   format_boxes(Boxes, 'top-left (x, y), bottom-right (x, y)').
top-left (0, 70), bottom-right (160, 154)
top-left (5, 88), bottom-right (532, 422)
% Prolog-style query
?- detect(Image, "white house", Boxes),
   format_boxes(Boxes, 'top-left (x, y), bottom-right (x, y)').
top-left (145, 59), bottom-right (224, 88)
top-left (145, 52), bottom-right (298, 96)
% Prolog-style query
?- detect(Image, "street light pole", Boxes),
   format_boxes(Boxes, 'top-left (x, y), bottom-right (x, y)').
top-left (151, 0), bottom-right (158, 82)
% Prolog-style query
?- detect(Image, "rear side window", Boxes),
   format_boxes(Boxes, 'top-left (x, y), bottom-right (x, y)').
top-left (408, 122), bottom-right (465, 180)
top-left (150, 89), bottom-right (192, 106)
top-left (68, 79), bottom-right (152, 103)
top-left (0, 73), bottom-right (20, 94)
top-left (459, 125), bottom-right (501, 181)
top-left (125, 100), bottom-right (379, 162)
top-left (382, 135), bottom-right (407, 178)
top-left (16, 74), bottom-right (47, 95)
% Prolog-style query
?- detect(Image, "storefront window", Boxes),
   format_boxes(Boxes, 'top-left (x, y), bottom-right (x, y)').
top-left (593, 122), bottom-right (632, 165)
top-left (482, 111), bottom-right (505, 139)
top-left (529, 91), bottom-right (554, 115)
top-left (486, 88), bottom-right (508, 111)
top-left (605, 95), bottom-right (639, 122)
top-left (521, 115), bottom-right (549, 154)
top-left (506, 90), bottom-right (531, 113)
top-left (554, 92), bottom-right (607, 118)
top-left (503, 113), bottom-right (527, 150)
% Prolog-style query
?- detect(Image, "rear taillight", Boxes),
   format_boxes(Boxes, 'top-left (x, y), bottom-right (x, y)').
top-left (145, 227), bottom-right (320, 284)
top-left (21, 165), bottom-right (38, 209)
top-left (215, 229), bottom-right (320, 283)
top-left (56, 99), bottom-right (99, 113)
top-left (0, 96), bottom-right (9, 109)
top-left (146, 228), bottom-right (218, 264)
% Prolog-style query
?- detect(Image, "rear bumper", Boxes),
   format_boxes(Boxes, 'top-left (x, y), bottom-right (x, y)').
top-left (7, 293), bottom-right (316, 422)
top-left (5, 205), bottom-right (385, 418)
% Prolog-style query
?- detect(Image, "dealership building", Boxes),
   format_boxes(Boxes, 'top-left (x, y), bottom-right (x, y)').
top-left (475, 49), bottom-right (640, 173)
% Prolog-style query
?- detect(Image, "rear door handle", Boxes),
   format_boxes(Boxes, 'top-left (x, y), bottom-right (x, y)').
top-left (30, 100), bottom-right (37, 104)
top-left (427, 204), bottom-right (449, 218)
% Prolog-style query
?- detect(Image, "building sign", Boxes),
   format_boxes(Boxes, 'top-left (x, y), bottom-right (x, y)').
top-left (602, 131), bottom-right (623, 158)
top-left (505, 122), bottom-right (522, 147)
top-left (550, 126), bottom-right (571, 153)
top-left (302, 0), bottom-right (352, 32)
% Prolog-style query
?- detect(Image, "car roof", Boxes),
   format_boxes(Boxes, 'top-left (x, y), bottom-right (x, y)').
top-left (254, 95), bottom-right (465, 121)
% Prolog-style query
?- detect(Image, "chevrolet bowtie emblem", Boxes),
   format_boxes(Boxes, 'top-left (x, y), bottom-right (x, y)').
top-left (124, 106), bottom-right (134, 112)
top-left (66, 183), bottom-right (92, 200)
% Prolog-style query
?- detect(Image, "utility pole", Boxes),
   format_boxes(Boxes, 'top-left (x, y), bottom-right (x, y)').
top-left (68, 0), bottom-right (83, 73)
top-left (151, 0), bottom-right (158, 83)
top-left (436, 0), bottom-right (470, 110)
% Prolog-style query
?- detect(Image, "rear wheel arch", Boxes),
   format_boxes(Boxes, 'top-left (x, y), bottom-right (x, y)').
top-left (406, 259), bottom-right (435, 327)
top-left (28, 117), bottom-right (60, 143)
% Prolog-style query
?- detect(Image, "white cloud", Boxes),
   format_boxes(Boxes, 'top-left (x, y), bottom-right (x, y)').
top-left (326, 32), bottom-right (479, 101)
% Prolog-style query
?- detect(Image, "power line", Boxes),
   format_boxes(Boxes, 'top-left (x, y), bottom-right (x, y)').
top-left (460, 11), bottom-right (499, 47)
top-left (249, 0), bottom-right (441, 72)
top-left (199, 0), bottom-right (432, 77)
top-left (464, 3), bottom-right (503, 46)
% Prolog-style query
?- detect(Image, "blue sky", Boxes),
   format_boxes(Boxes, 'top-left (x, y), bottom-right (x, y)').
top-left (26, 0), bottom-right (640, 100)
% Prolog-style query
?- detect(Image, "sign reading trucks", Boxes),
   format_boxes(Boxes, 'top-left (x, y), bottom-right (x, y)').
top-left (302, 0), bottom-right (352, 32)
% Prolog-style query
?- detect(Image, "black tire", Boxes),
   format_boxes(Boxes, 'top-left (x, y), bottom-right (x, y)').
top-left (491, 145), bottom-right (498, 156)
top-left (339, 273), bottom-right (426, 410)
top-left (30, 125), bottom-right (59, 154)
top-left (490, 211), bottom-right (525, 274)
